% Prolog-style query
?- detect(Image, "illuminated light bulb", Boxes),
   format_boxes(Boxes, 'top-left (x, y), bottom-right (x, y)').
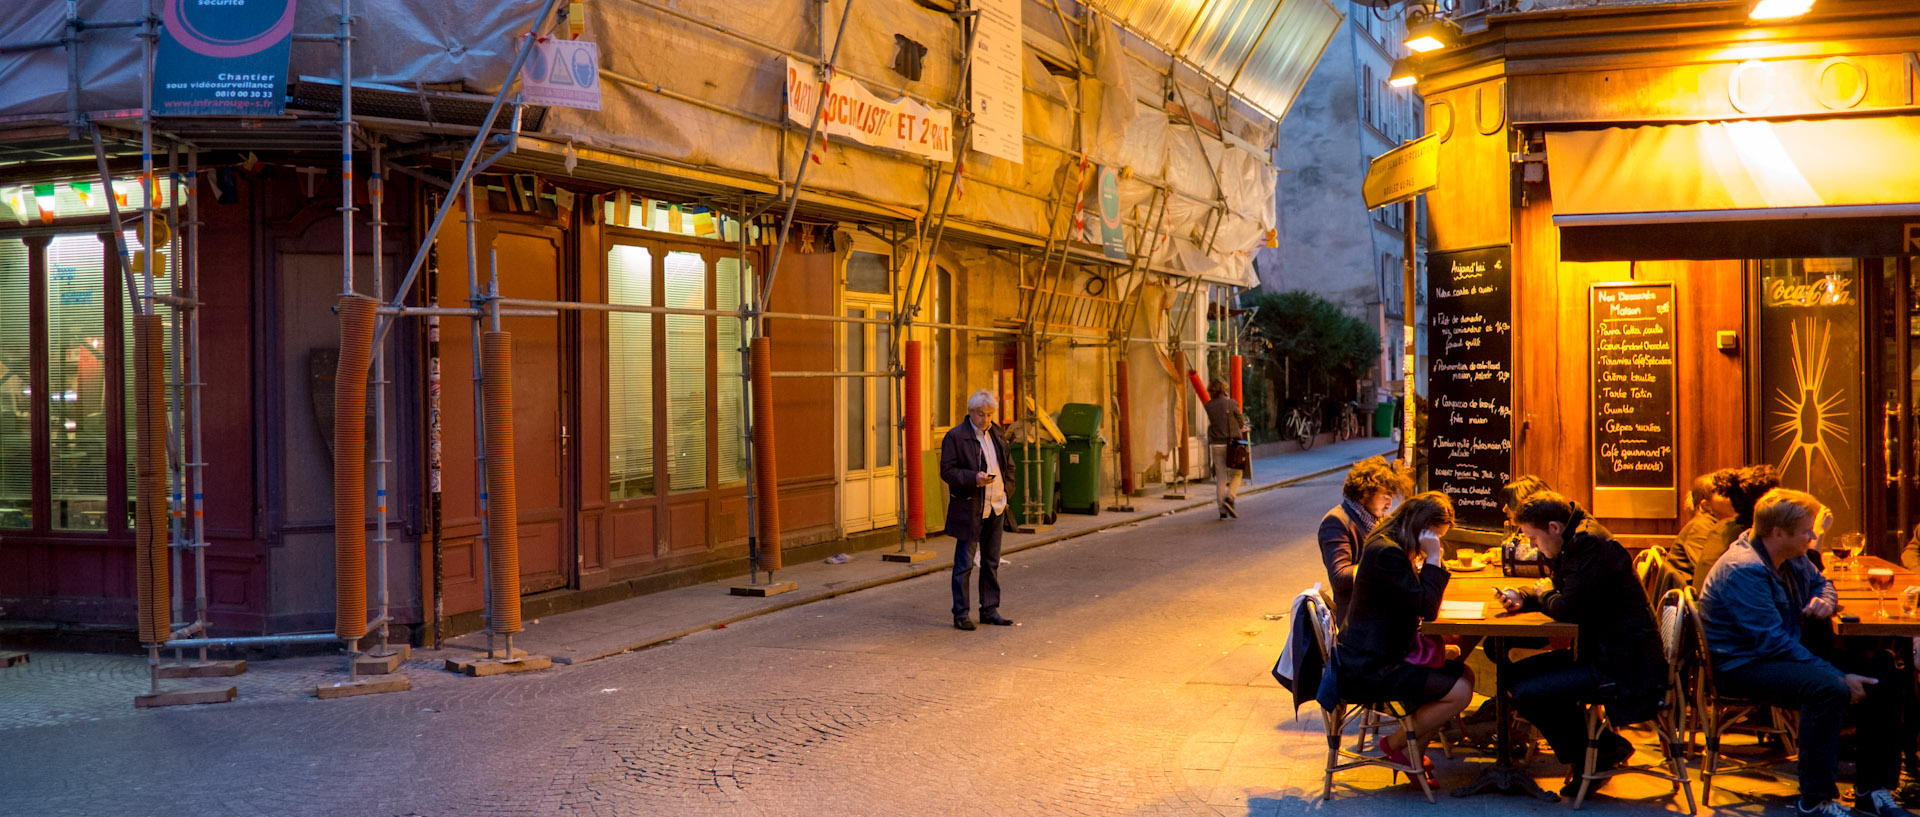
top-left (1405, 35), bottom-right (1446, 53)
top-left (1748, 0), bottom-right (1814, 19)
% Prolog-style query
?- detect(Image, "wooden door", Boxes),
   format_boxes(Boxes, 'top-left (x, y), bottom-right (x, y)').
top-left (493, 228), bottom-right (572, 593)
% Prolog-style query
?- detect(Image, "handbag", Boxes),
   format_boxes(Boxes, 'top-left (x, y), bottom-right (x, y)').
top-left (1502, 532), bottom-right (1550, 578)
top-left (1404, 632), bottom-right (1447, 669)
top-left (1226, 440), bottom-right (1251, 471)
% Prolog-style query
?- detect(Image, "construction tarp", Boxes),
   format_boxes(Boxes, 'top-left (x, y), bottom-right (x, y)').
top-left (0, 0), bottom-right (1327, 286)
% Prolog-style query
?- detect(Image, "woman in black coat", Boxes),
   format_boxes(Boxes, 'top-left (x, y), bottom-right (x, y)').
top-left (1497, 491), bottom-right (1668, 795)
top-left (1334, 491), bottom-right (1473, 773)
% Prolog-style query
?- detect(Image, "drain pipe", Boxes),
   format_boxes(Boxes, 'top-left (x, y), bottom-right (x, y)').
top-left (426, 198), bottom-right (445, 649)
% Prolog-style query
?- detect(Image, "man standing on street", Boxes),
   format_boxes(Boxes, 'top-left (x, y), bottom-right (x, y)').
top-left (1204, 378), bottom-right (1248, 519)
top-left (941, 389), bottom-right (1017, 631)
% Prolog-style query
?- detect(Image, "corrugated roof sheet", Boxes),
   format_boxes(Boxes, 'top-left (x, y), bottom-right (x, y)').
top-left (1089, 0), bottom-right (1344, 122)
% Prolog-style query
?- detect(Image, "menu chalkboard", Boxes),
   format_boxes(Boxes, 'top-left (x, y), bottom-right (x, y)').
top-left (1428, 246), bottom-right (1513, 531)
top-left (1590, 282), bottom-right (1677, 518)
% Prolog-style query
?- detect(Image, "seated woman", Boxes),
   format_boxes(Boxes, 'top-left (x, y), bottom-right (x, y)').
top-left (1496, 491), bottom-right (1667, 797)
top-left (1685, 464), bottom-right (1779, 591)
top-left (1334, 491), bottom-right (1473, 778)
top-left (1317, 456), bottom-right (1412, 626)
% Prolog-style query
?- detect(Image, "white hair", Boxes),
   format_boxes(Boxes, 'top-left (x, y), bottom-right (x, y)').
top-left (967, 389), bottom-right (998, 413)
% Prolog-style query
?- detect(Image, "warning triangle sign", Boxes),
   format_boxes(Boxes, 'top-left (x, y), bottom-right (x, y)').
top-left (549, 52), bottom-right (576, 87)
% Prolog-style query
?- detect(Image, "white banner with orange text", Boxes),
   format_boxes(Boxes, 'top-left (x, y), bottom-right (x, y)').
top-left (783, 57), bottom-right (955, 164)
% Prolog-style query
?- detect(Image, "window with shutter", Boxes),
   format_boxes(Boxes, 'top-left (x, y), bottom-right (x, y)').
top-left (846, 308), bottom-right (866, 471)
top-left (608, 244), bottom-right (654, 500)
top-left (934, 266), bottom-right (952, 428)
top-left (874, 311), bottom-right (892, 468)
top-left (47, 234), bottom-right (109, 531)
top-left (715, 257), bottom-right (747, 486)
top-left (665, 251), bottom-right (707, 491)
top-left (0, 239), bottom-right (28, 528)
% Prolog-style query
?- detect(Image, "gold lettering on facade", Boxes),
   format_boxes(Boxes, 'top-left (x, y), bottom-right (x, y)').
top-left (1816, 56), bottom-right (1868, 110)
top-left (1429, 98), bottom-right (1455, 142)
top-left (1730, 59), bottom-right (1777, 114)
top-left (1474, 81), bottom-right (1505, 136)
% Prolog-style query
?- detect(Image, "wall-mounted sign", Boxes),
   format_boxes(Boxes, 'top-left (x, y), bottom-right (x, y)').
top-left (152, 0), bottom-right (297, 116)
top-left (1076, 165), bottom-right (1125, 260)
top-left (783, 57), bottom-right (954, 163)
top-left (1758, 259), bottom-right (1864, 539)
top-left (1590, 282), bottom-right (1677, 519)
top-left (522, 38), bottom-right (602, 111)
top-left (968, 0), bottom-right (1024, 163)
top-left (1362, 133), bottom-right (1438, 210)
top-left (1511, 52), bottom-right (1920, 124)
top-left (1427, 245), bottom-right (1514, 530)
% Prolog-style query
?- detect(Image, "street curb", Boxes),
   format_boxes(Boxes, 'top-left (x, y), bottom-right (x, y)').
top-left (571, 449), bottom-right (1393, 664)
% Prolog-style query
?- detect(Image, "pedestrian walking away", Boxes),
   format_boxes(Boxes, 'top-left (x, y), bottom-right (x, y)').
top-left (940, 388), bottom-right (1018, 631)
top-left (1204, 378), bottom-right (1248, 519)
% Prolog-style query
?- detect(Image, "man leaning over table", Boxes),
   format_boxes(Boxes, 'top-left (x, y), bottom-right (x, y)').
top-left (1700, 489), bottom-right (1911, 817)
top-left (1496, 491), bottom-right (1667, 799)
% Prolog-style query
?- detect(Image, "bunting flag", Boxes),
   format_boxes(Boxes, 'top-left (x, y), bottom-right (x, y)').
top-left (612, 190), bottom-right (630, 226)
top-left (554, 187), bottom-right (575, 223)
top-left (296, 166), bottom-right (325, 198)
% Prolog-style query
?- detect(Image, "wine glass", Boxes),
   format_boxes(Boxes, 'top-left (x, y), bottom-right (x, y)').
top-left (1867, 568), bottom-right (1896, 618)
top-left (1829, 532), bottom-right (1863, 573)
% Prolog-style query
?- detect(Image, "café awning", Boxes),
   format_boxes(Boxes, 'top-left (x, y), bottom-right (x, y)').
top-left (1545, 117), bottom-right (1920, 260)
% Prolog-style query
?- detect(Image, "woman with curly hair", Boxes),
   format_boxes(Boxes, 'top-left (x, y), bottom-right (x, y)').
top-left (1318, 456), bottom-right (1413, 624)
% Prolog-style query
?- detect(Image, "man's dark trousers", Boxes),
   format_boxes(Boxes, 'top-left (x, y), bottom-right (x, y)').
top-left (1508, 650), bottom-right (1616, 764)
top-left (1716, 656), bottom-right (1902, 802)
top-left (951, 510), bottom-right (1004, 619)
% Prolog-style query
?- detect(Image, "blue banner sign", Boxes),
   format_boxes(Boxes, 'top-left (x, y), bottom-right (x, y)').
top-left (152, 0), bottom-right (297, 116)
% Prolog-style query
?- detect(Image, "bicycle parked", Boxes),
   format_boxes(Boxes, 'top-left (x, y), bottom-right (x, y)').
top-left (1284, 394), bottom-right (1323, 450)
top-left (1333, 400), bottom-right (1364, 442)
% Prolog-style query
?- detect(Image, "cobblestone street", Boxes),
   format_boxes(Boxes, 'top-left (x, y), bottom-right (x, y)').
top-left (1, 474), bottom-right (1732, 817)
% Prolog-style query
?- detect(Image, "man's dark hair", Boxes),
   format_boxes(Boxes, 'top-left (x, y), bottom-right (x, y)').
top-left (1342, 456), bottom-right (1412, 502)
top-left (1499, 475), bottom-right (1552, 518)
top-left (1715, 465), bottom-right (1780, 524)
top-left (1513, 490), bottom-right (1576, 530)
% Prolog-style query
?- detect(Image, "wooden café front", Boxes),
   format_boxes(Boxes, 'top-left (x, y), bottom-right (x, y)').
top-left (1410, 1), bottom-right (1920, 557)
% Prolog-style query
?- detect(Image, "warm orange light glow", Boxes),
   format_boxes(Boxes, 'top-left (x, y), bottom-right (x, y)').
top-left (1405, 35), bottom-right (1445, 53)
top-left (1389, 75), bottom-right (1418, 88)
top-left (1748, 0), bottom-right (1813, 19)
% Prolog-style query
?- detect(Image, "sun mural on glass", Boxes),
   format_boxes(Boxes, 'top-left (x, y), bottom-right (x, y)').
top-left (1768, 316), bottom-right (1851, 507)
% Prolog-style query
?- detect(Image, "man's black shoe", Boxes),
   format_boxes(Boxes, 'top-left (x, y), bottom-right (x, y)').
top-left (953, 617), bottom-right (976, 631)
top-left (980, 613), bottom-right (1015, 626)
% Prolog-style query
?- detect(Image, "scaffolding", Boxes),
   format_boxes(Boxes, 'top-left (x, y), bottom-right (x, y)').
top-left (0, 0), bottom-right (1298, 693)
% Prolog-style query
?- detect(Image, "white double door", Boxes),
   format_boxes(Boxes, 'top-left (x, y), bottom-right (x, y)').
top-left (839, 298), bottom-right (899, 534)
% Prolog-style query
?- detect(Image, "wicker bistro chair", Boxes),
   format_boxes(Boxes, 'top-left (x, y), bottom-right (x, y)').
top-left (1309, 592), bottom-right (1437, 804)
top-left (1568, 588), bottom-right (1698, 812)
top-left (1688, 588), bottom-right (1801, 807)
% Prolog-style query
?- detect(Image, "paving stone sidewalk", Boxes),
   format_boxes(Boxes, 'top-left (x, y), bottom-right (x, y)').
top-left (439, 437), bottom-right (1398, 666)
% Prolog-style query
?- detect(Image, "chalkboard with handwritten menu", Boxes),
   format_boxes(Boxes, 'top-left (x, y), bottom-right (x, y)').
top-left (1427, 246), bottom-right (1513, 531)
top-left (1590, 282), bottom-right (1677, 518)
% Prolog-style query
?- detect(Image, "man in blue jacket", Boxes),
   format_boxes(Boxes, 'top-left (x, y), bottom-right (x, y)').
top-left (1699, 489), bottom-right (1910, 817)
top-left (940, 389), bottom-right (1017, 631)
